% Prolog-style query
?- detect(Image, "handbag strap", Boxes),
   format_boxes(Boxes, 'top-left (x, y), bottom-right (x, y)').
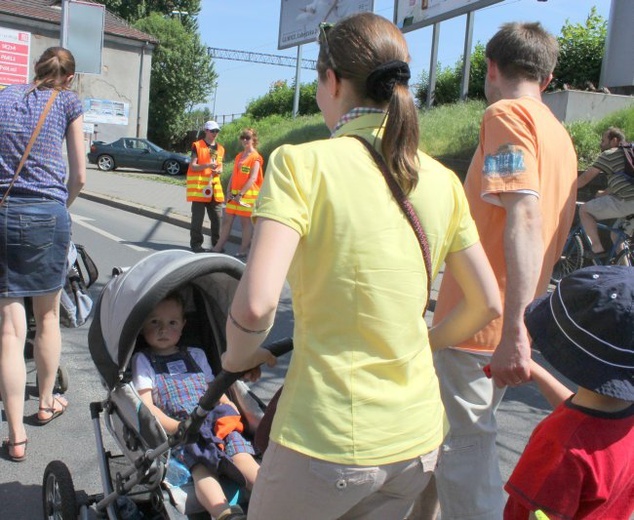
top-left (0, 89), bottom-right (59, 206)
top-left (351, 135), bottom-right (433, 313)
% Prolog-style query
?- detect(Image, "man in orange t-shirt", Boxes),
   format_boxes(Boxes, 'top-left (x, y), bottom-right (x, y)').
top-left (430, 22), bottom-right (577, 519)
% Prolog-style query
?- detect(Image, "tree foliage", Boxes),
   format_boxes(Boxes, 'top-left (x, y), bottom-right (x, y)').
top-left (415, 8), bottom-right (607, 107)
top-left (134, 13), bottom-right (216, 147)
top-left (245, 80), bottom-right (320, 119)
top-left (551, 7), bottom-right (607, 91)
top-left (415, 43), bottom-right (487, 107)
top-left (100, 0), bottom-right (201, 25)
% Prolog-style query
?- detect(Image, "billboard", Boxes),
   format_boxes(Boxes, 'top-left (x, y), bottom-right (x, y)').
top-left (0, 27), bottom-right (31, 86)
top-left (83, 98), bottom-right (129, 125)
top-left (278, 0), bottom-right (374, 50)
top-left (61, 0), bottom-right (105, 74)
top-left (395, 0), bottom-right (503, 33)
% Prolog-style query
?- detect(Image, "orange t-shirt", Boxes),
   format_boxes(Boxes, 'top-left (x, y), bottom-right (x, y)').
top-left (433, 96), bottom-right (577, 352)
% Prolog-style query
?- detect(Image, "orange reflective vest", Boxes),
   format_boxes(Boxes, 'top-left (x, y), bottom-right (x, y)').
top-left (186, 139), bottom-right (225, 203)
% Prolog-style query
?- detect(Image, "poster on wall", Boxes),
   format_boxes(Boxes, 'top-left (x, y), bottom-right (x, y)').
top-left (83, 98), bottom-right (129, 125)
top-left (278, 0), bottom-right (374, 50)
top-left (395, 0), bottom-right (503, 33)
top-left (0, 27), bottom-right (31, 86)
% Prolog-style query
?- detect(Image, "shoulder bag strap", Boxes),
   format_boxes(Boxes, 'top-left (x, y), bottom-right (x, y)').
top-left (351, 135), bottom-right (433, 313)
top-left (1, 89), bottom-right (59, 206)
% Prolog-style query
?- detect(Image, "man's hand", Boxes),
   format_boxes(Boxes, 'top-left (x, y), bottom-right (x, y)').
top-left (489, 325), bottom-right (531, 388)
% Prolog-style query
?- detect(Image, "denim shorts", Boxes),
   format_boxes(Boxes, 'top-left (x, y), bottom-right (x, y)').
top-left (0, 195), bottom-right (71, 298)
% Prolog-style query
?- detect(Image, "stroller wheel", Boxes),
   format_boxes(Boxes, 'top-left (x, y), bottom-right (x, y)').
top-left (55, 366), bottom-right (70, 394)
top-left (38, 366), bottom-right (70, 395)
top-left (43, 460), bottom-right (78, 520)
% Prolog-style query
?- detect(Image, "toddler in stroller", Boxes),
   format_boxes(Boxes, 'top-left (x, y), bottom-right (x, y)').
top-left (131, 291), bottom-right (259, 520)
top-left (42, 250), bottom-right (291, 520)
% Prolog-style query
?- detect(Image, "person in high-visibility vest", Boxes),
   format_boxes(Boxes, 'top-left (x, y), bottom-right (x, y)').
top-left (212, 128), bottom-right (263, 259)
top-left (186, 120), bottom-right (225, 252)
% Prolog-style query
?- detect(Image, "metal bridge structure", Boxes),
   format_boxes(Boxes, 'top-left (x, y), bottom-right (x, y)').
top-left (207, 47), bottom-right (317, 71)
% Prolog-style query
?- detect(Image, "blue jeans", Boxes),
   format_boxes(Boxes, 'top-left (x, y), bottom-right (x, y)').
top-left (0, 196), bottom-right (70, 297)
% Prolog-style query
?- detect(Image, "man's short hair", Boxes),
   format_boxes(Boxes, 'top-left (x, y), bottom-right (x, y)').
top-left (604, 127), bottom-right (626, 144)
top-left (486, 22), bottom-right (559, 84)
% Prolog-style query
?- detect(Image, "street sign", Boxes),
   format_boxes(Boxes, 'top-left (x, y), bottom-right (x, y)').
top-left (0, 27), bottom-right (31, 86)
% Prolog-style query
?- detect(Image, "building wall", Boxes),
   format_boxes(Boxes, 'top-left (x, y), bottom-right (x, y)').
top-left (600, 0), bottom-right (634, 94)
top-left (543, 90), bottom-right (633, 124)
top-left (0, 14), bottom-right (153, 145)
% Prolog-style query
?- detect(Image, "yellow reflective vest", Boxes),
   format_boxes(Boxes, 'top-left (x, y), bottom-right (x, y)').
top-left (186, 139), bottom-right (225, 203)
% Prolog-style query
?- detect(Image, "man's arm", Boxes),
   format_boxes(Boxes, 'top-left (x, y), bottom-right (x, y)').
top-left (576, 165), bottom-right (601, 189)
top-left (490, 192), bottom-right (543, 387)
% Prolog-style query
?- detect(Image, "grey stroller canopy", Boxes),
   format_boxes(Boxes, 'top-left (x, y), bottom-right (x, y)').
top-left (89, 250), bottom-right (245, 389)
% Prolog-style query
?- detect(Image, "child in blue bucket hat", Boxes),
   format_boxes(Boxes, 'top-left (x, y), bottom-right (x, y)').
top-left (504, 265), bottom-right (634, 520)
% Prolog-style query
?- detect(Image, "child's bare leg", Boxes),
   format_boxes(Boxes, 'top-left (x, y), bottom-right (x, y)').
top-left (191, 464), bottom-right (230, 518)
top-left (231, 452), bottom-right (259, 489)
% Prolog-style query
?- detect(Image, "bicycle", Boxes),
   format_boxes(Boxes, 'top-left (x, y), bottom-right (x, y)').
top-left (551, 202), bottom-right (634, 284)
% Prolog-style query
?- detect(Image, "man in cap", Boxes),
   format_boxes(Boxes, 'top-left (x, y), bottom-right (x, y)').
top-left (186, 120), bottom-right (225, 252)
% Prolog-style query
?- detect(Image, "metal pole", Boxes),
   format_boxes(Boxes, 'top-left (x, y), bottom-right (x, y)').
top-left (426, 23), bottom-right (440, 109)
top-left (292, 45), bottom-right (302, 118)
top-left (60, 0), bottom-right (71, 46)
top-left (460, 11), bottom-right (475, 101)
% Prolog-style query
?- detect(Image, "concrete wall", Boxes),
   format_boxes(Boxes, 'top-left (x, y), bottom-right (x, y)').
top-left (542, 90), bottom-right (634, 123)
top-left (0, 14), bottom-right (153, 145)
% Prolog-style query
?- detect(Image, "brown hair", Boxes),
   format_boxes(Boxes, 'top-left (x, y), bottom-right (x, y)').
top-left (604, 127), bottom-right (626, 144)
top-left (485, 22), bottom-right (558, 85)
top-left (317, 13), bottom-right (419, 194)
top-left (32, 47), bottom-right (76, 91)
top-left (241, 127), bottom-right (259, 148)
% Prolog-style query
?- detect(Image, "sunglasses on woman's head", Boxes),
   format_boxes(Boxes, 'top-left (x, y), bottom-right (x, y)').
top-left (318, 22), bottom-right (337, 72)
top-left (240, 135), bottom-right (252, 140)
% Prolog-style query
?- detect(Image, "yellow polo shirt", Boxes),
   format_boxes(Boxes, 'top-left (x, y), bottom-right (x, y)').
top-left (253, 113), bottom-right (478, 465)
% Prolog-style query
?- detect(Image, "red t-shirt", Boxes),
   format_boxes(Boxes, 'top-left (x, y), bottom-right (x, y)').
top-left (504, 398), bottom-right (634, 519)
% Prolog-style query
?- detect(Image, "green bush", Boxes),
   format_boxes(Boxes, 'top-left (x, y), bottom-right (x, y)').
top-left (245, 80), bottom-right (320, 119)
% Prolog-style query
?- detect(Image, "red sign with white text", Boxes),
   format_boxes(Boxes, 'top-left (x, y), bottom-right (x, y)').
top-left (0, 27), bottom-right (31, 85)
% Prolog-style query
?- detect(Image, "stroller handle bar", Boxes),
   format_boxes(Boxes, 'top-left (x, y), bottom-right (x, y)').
top-left (172, 337), bottom-right (293, 448)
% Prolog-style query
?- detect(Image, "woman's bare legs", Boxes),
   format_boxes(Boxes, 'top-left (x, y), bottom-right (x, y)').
top-left (238, 216), bottom-right (253, 256)
top-left (213, 212), bottom-right (236, 253)
top-left (0, 298), bottom-right (28, 455)
top-left (32, 291), bottom-right (65, 414)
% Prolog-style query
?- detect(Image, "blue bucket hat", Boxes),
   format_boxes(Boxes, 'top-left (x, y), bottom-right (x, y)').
top-left (525, 265), bottom-right (634, 401)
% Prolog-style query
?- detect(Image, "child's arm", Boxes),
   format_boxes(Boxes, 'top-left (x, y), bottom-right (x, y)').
top-left (529, 359), bottom-right (574, 409)
top-left (218, 393), bottom-right (239, 412)
top-left (138, 389), bottom-right (181, 435)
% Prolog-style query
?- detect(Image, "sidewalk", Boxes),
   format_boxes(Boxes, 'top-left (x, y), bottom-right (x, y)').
top-left (79, 166), bottom-right (444, 308)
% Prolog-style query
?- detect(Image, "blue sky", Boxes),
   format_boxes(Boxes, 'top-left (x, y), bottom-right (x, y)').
top-left (197, 0), bottom-right (610, 118)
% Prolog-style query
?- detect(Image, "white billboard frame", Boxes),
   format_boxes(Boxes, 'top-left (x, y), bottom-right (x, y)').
top-left (278, 0), bottom-right (374, 50)
top-left (395, 0), bottom-right (503, 33)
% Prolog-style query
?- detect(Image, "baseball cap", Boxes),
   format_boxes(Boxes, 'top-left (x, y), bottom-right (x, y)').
top-left (525, 265), bottom-right (634, 400)
top-left (203, 120), bottom-right (220, 131)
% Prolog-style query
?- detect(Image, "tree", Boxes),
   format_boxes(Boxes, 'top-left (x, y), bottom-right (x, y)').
top-left (134, 13), bottom-right (217, 147)
top-left (551, 7), bottom-right (607, 91)
top-left (415, 43), bottom-right (487, 107)
top-left (245, 80), bottom-right (319, 119)
top-left (100, 0), bottom-right (201, 25)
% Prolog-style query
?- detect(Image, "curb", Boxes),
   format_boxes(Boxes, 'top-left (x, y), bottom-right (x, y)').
top-left (78, 191), bottom-right (239, 244)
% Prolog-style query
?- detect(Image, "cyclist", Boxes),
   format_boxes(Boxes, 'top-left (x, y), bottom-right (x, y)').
top-left (577, 127), bottom-right (634, 257)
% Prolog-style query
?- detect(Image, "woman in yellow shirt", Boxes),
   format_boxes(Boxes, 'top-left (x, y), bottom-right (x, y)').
top-left (222, 13), bottom-right (501, 520)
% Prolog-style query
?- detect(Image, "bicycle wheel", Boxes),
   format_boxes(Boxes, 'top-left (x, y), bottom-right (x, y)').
top-left (612, 247), bottom-right (633, 266)
top-left (551, 233), bottom-right (584, 284)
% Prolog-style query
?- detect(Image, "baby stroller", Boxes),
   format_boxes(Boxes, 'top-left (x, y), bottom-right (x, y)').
top-left (42, 250), bottom-right (291, 520)
top-left (25, 242), bottom-right (99, 394)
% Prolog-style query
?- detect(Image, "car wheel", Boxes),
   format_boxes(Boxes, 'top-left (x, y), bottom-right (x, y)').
top-left (97, 155), bottom-right (115, 171)
top-left (164, 159), bottom-right (182, 176)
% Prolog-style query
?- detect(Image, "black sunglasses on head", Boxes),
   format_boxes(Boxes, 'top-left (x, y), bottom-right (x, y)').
top-left (207, 129), bottom-right (219, 133)
top-left (240, 135), bottom-right (252, 140)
